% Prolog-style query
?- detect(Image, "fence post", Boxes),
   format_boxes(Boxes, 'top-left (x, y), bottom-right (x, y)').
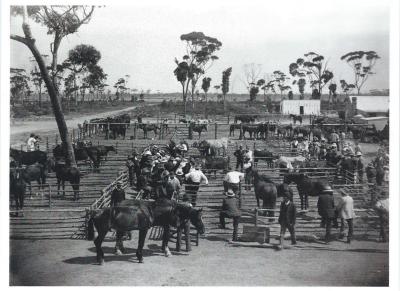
top-left (116, 142), bottom-right (119, 154)
top-left (72, 128), bottom-right (75, 142)
top-left (48, 184), bottom-right (52, 208)
top-left (240, 123), bottom-right (243, 140)
top-left (227, 114), bottom-right (230, 124)
top-left (239, 182), bottom-right (242, 209)
top-left (174, 114), bottom-right (176, 124)
top-left (46, 137), bottom-right (49, 152)
top-left (214, 122), bottom-right (218, 139)
top-left (55, 134), bottom-right (58, 145)
top-left (134, 122), bottom-right (137, 140)
top-left (255, 208), bottom-right (258, 227)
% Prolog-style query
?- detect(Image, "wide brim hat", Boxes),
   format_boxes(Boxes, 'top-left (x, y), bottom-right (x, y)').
top-left (356, 151), bottom-right (362, 156)
top-left (225, 189), bottom-right (235, 197)
top-left (176, 169), bottom-right (184, 175)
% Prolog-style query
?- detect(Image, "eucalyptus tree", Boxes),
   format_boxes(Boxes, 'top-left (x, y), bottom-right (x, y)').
top-left (340, 51), bottom-right (380, 95)
top-left (11, 5), bottom-right (96, 166)
top-left (174, 32), bottom-right (222, 113)
top-left (10, 68), bottom-right (30, 105)
top-left (221, 67), bottom-right (232, 111)
top-left (289, 52), bottom-right (333, 99)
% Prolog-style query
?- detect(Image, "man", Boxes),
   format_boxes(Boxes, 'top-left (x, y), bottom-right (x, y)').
top-left (110, 181), bottom-right (126, 207)
top-left (233, 145), bottom-right (244, 171)
top-left (355, 151), bottom-right (364, 183)
top-left (336, 189), bottom-right (355, 243)
top-left (291, 138), bottom-right (299, 153)
top-left (244, 146), bottom-right (253, 163)
top-left (329, 130), bottom-right (340, 149)
top-left (317, 185), bottom-right (336, 244)
top-left (34, 135), bottom-right (41, 151)
top-left (243, 158), bottom-right (253, 190)
top-left (223, 167), bottom-right (244, 195)
top-left (366, 162), bottom-right (377, 184)
top-left (27, 133), bottom-right (36, 152)
top-left (219, 189), bottom-right (241, 242)
top-left (126, 154), bottom-right (137, 186)
top-left (278, 191), bottom-right (297, 250)
top-left (183, 164), bottom-right (208, 206)
top-left (166, 171), bottom-right (181, 200)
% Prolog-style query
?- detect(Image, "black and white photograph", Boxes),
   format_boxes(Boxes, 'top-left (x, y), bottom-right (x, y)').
top-left (1, 0), bottom-right (399, 287)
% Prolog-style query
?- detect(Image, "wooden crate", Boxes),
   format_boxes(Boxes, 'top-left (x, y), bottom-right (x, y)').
top-left (241, 225), bottom-right (270, 243)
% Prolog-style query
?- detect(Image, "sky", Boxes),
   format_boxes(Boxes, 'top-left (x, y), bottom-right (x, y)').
top-left (9, 0), bottom-right (391, 94)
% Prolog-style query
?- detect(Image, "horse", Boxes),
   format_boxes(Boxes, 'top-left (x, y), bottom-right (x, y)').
top-left (234, 115), bottom-right (256, 123)
top-left (200, 156), bottom-right (230, 178)
top-left (20, 163), bottom-right (47, 198)
top-left (283, 173), bottom-right (328, 210)
top-left (52, 161), bottom-right (82, 200)
top-left (254, 149), bottom-right (278, 168)
top-left (86, 199), bottom-right (205, 264)
top-left (10, 148), bottom-right (48, 168)
top-left (246, 168), bottom-right (277, 220)
top-left (194, 138), bottom-right (229, 156)
top-left (242, 124), bottom-right (259, 140)
top-left (229, 124), bottom-right (242, 137)
top-left (10, 167), bottom-right (26, 216)
top-left (189, 123), bottom-right (208, 139)
top-left (290, 114), bottom-right (303, 125)
top-left (91, 145), bottom-right (116, 163)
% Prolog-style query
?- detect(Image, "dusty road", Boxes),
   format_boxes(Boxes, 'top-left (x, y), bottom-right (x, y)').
top-left (10, 105), bottom-right (140, 147)
top-left (10, 237), bottom-right (388, 286)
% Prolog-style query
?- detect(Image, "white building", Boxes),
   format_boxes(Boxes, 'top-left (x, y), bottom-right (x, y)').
top-left (280, 100), bottom-right (321, 115)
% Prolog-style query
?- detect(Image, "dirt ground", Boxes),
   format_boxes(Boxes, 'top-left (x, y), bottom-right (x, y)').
top-left (10, 236), bottom-right (388, 286)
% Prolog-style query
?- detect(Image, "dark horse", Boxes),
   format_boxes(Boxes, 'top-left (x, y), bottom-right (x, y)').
top-left (283, 173), bottom-right (328, 210)
top-left (234, 115), bottom-right (256, 123)
top-left (10, 148), bottom-right (48, 169)
top-left (246, 168), bottom-right (277, 220)
top-left (10, 167), bottom-right (26, 216)
top-left (21, 163), bottom-right (47, 198)
top-left (87, 199), bottom-right (205, 264)
top-left (51, 161), bottom-right (82, 200)
top-left (189, 123), bottom-right (208, 139)
top-left (137, 116), bottom-right (159, 139)
top-left (290, 114), bottom-right (303, 125)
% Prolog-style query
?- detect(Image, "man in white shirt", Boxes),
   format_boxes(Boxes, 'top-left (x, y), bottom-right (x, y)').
top-left (27, 133), bottom-right (36, 152)
top-left (244, 146), bottom-right (253, 162)
top-left (223, 167), bottom-right (244, 195)
top-left (183, 165), bottom-right (208, 206)
top-left (336, 189), bottom-right (356, 243)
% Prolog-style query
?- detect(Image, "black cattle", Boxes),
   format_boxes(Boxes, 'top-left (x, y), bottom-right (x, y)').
top-left (53, 144), bottom-right (96, 169)
top-left (10, 148), bottom-right (47, 167)
top-left (200, 156), bottom-right (229, 177)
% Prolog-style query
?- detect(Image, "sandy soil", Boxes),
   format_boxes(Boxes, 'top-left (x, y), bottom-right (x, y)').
top-left (9, 236), bottom-right (388, 286)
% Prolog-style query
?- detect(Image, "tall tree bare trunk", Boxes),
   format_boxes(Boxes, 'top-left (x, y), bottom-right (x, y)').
top-left (11, 10), bottom-right (76, 166)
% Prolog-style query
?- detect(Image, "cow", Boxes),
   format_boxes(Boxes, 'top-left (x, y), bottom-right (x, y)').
top-left (200, 156), bottom-right (230, 178)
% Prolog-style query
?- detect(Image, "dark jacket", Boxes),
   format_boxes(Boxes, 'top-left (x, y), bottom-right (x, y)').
top-left (221, 196), bottom-right (241, 217)
top-left (234, 149), bottom-right (244, 161)
top-left (317, 193), bottom-right (335, 218)
top-left (111, 188), bottom-right (126, 206)
top-left (278, 201), bottom-right (296, 226)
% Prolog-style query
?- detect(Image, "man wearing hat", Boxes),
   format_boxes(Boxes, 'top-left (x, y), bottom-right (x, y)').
top-left (374, 191), bottom-right (389, 242)
top-left (183, 164), bottom-right (208, 206)
top-left (219, 189), bottom-right (241, 242)
top-left (317, 184), bottom-right (337, 243)
top-left (166, 171), bottom-right (181, 200)
top-left (329, 130), bottom-right (339, 149)
top-left (234, 145), bottom-right (245, 171)
top-left (110, 181), bottom-right (126, 207)
top-left (126, 154), bottom-right (138, 187)
top-left (27, 133), bottom-right (37, 152)
top-left (336, 189), bottom-right (355, 243)
top-left (278, 191), bottom-right (297, 250)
